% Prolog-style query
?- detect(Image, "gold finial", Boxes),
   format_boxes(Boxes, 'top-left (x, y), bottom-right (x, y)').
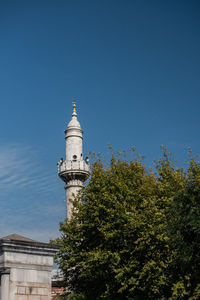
top-left (72, 100), bottom-right (76, 114)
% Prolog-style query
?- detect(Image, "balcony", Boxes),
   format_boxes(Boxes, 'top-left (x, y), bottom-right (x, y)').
top-left (58, 159), bottom-right (90, 182)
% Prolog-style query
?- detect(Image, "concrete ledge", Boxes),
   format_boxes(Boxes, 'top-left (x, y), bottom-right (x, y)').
top-left (0, 239), bottom-right (59, 257)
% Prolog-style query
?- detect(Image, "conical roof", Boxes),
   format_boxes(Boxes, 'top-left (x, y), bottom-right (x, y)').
top-left (66, 102), bottom-right (81, 130)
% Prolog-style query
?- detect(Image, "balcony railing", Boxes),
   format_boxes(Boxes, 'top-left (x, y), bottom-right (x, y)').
top-left (58, 160), bottom-right (90, 174)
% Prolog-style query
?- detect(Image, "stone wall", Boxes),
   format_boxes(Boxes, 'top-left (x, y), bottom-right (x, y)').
top-left (15, 282), bottom-right (50, 299)
top-left (0, 234), bottom-right (59, 300)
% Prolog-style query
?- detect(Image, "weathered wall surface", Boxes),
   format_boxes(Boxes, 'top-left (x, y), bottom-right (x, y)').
top-left (10, 268), bottom-right (51, 300)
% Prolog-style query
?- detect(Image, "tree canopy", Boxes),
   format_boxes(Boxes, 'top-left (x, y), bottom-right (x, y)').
top-left (56, 149), bottom-right (200, 300)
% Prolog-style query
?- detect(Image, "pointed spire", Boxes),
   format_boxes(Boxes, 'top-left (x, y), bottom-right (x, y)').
top-left (66, 99), bottom-right (81, 131)
top-left (72, 100), bottom-right (77, 117)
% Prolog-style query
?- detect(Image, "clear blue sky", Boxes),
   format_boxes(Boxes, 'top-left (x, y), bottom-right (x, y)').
top-left (0, 0), bottom-right (199, 241)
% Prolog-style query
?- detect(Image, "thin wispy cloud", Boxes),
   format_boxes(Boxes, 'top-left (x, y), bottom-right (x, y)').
top-left (0, 143), bottom-right (65, 241)
top-left (0, 143), bottom-right (58, 194)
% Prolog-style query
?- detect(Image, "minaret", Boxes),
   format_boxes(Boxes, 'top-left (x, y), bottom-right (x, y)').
top-left (58, 102), bottom-right (90, 219)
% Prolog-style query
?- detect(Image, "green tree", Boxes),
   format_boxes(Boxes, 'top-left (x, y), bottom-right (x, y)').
top-left (163, 155), bottom-right (200, 299)
top-left (56, 150), bottom-right (200, 300)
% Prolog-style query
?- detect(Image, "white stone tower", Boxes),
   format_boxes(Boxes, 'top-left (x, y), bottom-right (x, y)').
top-left (58, 102), bottom-right (90, 219)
